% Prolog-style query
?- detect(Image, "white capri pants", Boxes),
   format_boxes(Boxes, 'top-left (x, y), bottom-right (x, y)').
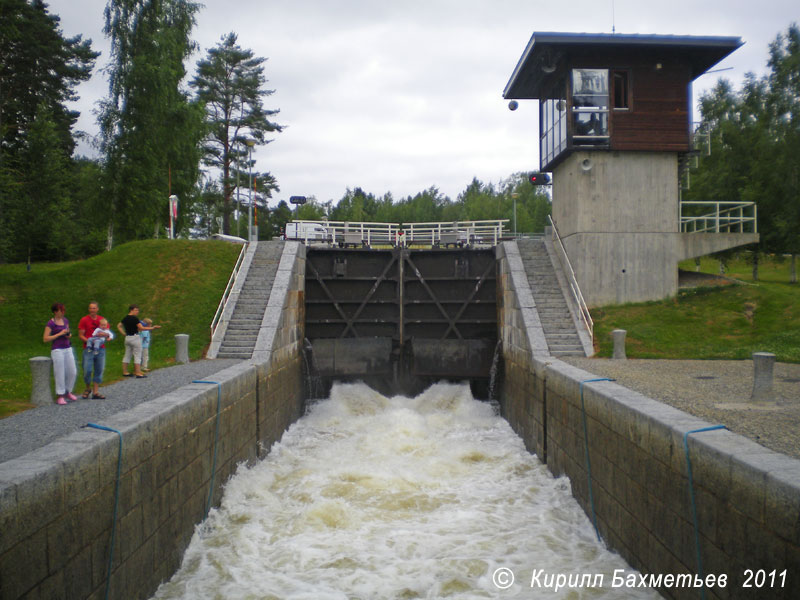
top-left (123, 334), bottom-right (143, 364)
top-left (51, 347), bottom-right (77, 395)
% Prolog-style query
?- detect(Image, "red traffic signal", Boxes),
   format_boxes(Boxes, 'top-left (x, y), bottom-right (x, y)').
top-left (529, 172), bottom-right (551, 185)
top-left (528, 173), bottom-right (550, 185)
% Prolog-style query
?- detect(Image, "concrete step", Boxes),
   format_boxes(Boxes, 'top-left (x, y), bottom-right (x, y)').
top-left (219, 344), bottom-right (255, 354)
top-left (551, 350), bottom-right (584, 357)
top-left (518, 238), bottom-right (586, 358)
top-left (217, 351), bottom-right (252, 359)
top-left (225, 334), bottom-right (258, 342)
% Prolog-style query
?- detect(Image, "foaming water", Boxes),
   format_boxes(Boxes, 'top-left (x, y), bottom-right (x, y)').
top-left (151, 382), bottom-right (659, 599)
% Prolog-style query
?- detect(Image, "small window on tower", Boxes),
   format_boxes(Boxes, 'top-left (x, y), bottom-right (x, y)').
top-left (613, 71), bottom-right (629, 110)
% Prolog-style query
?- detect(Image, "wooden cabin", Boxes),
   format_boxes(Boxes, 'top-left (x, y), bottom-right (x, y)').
top-left (504, 33), bottom-right (743, 171)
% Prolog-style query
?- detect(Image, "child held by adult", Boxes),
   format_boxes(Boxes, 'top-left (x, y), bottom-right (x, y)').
top-left (43, 302), bottom-right (78, 405)
top-left (87, 319), bottom-right (114, 354)
top-left (78, 301), bottom-right (110, 399)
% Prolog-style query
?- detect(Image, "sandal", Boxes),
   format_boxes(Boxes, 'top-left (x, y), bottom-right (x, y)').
top-left (92, 393), bottom-right (106, 400)
top-left (122, 373), bottom-right (133, 377)
top-left (82, 389), bottom-right (91, 399)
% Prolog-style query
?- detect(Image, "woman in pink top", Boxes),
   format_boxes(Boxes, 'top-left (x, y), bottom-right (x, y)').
top-left (43, 302), bottom-right (78, 405)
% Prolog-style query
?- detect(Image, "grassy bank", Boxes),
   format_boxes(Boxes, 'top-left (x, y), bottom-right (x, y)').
top-left (592, 255), bottom-right (800, 362)
top-left (0, 240), bottom-right (242, 417)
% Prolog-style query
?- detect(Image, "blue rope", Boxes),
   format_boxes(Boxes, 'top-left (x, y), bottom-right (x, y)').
top-left (193, 380), bottom-right (222, 518)
top-left (579, 377), bottom-right (615, 542)
top-left (85, 423), bottom-right (123, 600)
top-left (683, 424), bottom-right (727, 600)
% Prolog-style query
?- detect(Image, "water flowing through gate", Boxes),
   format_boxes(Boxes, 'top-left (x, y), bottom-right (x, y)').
top-left (151, 382), bottom-right (660, 599)
top-left (303, 247), bottom-right (498, 397)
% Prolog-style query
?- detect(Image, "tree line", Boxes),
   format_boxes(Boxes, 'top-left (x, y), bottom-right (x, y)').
top-left (1, 2), bottom-right (797, 265)
top-left (685, 24), bottom-right (800, 279)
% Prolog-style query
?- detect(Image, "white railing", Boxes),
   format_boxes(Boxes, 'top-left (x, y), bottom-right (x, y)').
top-left (402, 220), bottom-right (509, 247)
top-left (326, 220), bottom-right (400, 246)
top-left (547, 215), bottom-right (594, 341)
top-left (210, 242), bottom-right (248, 341)
top-left (681, 201), bottom-right (757, 234)
top-left (285, 219), bottom-right (509, 247)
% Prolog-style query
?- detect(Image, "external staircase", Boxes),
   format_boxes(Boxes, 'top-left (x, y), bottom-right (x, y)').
top-left (216, 242), bottom-right (284, 359)
top-left (517, 238), bottom-right (586, 357)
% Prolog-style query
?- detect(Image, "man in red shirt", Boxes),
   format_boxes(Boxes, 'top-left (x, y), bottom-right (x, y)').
top-left (78, 301), bottom-right (110, 399)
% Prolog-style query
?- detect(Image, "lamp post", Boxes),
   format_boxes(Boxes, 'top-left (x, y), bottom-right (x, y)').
top-left (511, 192), bottom-right (519, 236)
top-left (235, 139), bottom-right (241, 238)
top-left (245, 138), bottom-right (255, 241)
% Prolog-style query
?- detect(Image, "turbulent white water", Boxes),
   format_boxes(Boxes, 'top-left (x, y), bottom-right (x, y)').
top-left (152, 382), bottom-right (659, 599)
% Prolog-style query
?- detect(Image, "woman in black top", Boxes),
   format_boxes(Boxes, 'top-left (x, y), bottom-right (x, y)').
top-left (117, 304), bottom-right (161, 378)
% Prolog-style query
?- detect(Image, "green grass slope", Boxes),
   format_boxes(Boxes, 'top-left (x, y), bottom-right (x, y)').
top-left (592, 256), bottom-right (800, 362)
top-left (0, 240), bottom-right (242, 416)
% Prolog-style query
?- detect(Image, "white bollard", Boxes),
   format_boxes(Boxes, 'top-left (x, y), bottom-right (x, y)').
top-left (612, 329), bottom-right (627, 360)
top-left (751, 352), bottom-right (776, 403)
top-left (30, 356), bottom-right (53, 406)
top-left (175, 334), bottom-right (190, 365)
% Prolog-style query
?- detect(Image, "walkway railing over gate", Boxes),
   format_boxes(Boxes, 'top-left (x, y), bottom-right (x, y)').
top-left (681, 201), bottom-right (757, 234)
top-left (402, 220), bottom-right (509, 247)
top-left (548, 215), bottom-right (594, 342)
top-left (285, 219), bottom-right (509, 247)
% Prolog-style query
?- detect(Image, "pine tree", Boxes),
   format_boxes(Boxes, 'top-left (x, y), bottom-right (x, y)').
top-left (0, 0), bottom-right (97, 263)
top-left (190, 32), bottom-right (283, 235)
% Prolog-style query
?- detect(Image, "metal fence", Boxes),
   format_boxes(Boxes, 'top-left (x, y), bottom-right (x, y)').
top-left (285, 219), bottom-right (510, 248)
top-left (680, 201), bottom-right (757, 234)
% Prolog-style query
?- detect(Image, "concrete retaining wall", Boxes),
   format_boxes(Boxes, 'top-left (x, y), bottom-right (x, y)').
top-left (497, 241), bottom-right (800, 599)
top-left (0, 242), bottom-right (306, 600)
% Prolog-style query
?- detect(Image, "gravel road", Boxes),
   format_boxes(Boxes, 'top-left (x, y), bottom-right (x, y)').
top-left (0, 359), bottom-right (241, 464)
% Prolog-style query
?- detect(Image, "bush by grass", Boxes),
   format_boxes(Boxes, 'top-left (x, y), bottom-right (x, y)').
top-left (0, 240), bottom-right (242, 417)
top-left (592, 255), bottom-right (800, 362)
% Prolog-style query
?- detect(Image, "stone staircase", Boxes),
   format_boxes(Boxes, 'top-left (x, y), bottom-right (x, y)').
top-left (517, 238), bottom-right (585, 357)
top-left (216, 242), bottom-right (284, 359)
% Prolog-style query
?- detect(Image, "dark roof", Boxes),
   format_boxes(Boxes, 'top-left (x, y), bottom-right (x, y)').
top-left (504, 32), bottom-right (744, 99)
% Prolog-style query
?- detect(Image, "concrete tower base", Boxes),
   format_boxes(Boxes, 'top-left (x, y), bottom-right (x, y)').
top-left (552, 151), bottom-right (757, 307)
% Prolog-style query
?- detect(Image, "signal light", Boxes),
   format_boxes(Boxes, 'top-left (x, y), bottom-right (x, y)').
top-left (529, 172), bottom-right (551, 185)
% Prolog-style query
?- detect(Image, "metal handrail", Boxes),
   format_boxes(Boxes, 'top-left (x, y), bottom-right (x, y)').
top-left (402, 220), bottom-right (509, 246)
top-left (210, 242), bottom-right (248, 340)
top-left (547, 215), bottom-right (594, 340)
top-left (285, 219), bottom-right (509, 247)
top-left (681, 201), bottom-right (757, 234)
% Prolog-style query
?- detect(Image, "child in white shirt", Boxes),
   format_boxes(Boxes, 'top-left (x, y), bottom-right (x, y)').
top-left (87, 318), bottom-right (114, 354)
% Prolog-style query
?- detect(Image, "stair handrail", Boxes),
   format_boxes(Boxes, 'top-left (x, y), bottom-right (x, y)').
top-left (547, 215), bottom-right (594, 340)
top-left (210, 242), bottom-right (248, 341)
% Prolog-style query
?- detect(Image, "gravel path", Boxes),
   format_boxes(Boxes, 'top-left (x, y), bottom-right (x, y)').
top-left (0, 359), bottom-right (241, 464)
top-left (4, 356), bottom-right (798, 465)
top-left (561, 357), bottom-right (800, 460)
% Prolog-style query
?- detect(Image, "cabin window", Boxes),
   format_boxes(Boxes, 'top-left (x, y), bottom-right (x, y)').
top-left (540, 78), bottom-right (568, 168)
top-left (612, 70), bottom-right (630, 109)
top-left (571, 69), bottom-right (609, 145)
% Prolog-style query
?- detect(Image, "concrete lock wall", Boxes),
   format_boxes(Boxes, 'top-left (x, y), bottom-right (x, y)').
top-left (0, 242), bottom-right (306, 600)
top-left (497, 241), bottom-right (800, 599)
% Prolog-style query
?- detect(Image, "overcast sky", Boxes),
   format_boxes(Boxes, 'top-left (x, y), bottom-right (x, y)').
top-left (50, 0), bottom-right (797, 206)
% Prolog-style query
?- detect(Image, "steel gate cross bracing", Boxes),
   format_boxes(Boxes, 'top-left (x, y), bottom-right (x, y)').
top-left (304, 247), bottom-right (497, 383)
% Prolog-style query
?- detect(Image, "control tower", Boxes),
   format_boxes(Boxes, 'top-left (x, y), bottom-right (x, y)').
top-left (504, 33), bottom-right (758, 306)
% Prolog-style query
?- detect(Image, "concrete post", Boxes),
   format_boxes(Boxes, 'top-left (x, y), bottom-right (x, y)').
top-left (175, 334), bottom-right (190, 365)
top-left (30, 357), bottom-right (53, 406)
top-left (612, 329), bottom-right (627, 360)
top-left (751, 352), bottom-right (776, 403)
